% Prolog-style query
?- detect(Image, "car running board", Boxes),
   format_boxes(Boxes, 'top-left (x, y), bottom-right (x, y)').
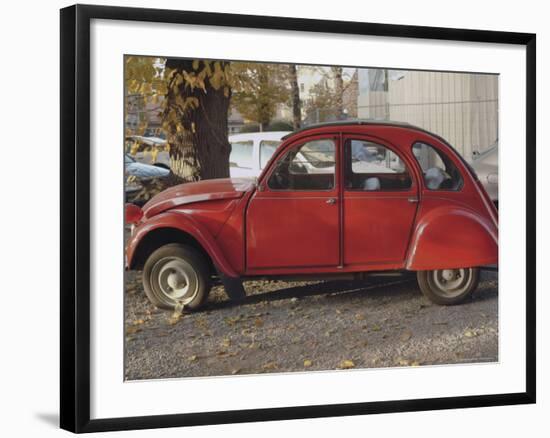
top-left (217, 270), bottom-right (247, 301)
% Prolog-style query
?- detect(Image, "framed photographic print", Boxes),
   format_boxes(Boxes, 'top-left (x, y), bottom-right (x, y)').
top-left (60, 4), bottom-right (536, 433)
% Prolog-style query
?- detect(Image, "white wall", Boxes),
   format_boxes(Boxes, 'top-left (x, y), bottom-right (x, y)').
top-left (0, 1), bottom-right (546, 437)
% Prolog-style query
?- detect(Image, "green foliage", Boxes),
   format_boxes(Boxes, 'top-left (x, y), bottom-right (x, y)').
top-left (125, 56), bottom-right (167, 136)
top-left (238, 120), bottom-right (293, 133)
top-left (230, 63), bottom-right (291, 128)
top-left (304, 81), bottom-right (340, 122)
top-left (238, 124), bottom-right (262, 133)
top-left (265, 120), bottom-right (294, 132)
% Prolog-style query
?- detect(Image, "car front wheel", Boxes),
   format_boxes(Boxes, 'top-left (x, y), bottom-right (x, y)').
top-left (416, 267), bottom-right (480, 305)
top-left (142, 244), bottom-right (211, 310)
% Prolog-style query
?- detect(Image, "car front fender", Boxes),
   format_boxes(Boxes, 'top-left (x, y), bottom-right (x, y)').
top-left (126, 210), bottom-right (239, 278)
top-left (405, 206), bottom-right (498, 271)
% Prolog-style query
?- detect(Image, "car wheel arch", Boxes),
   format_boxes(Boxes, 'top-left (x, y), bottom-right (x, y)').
top-left (128, 213), bottom-right (239, 278)
top-left (406, 206), bottom-right (498, 270)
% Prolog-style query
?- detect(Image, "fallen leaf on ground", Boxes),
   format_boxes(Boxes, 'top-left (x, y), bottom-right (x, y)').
top-left (167, 314), bottom-right (181, 325)
top-left (464, 330), bottom-right (478, 338)
top-left (126, 326), bottom-right (141, 335)
top-left (224, 316), bottom-right (242, 326)
top-left (371, 324), bottom-right (381, 332)
top-left (188, 355), bottom-right (198, 362)
top-left (397, 358), bottom-right (410, 366)
top-left (254, 318), bottom-right (264, 327)
top-left (339, 360), bottom-right (355, 369)
top-left (303, 359), bottom-right (313, 368)
top-left (262, 362), bottom-right (277, 370)
top-left (221, 338), bottom-right (231, 347)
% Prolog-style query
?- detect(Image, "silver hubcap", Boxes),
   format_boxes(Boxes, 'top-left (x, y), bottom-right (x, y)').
top-left (432, 268), bottom-right (472, 298)
top-left (151, 257), bottom-right (199, 304)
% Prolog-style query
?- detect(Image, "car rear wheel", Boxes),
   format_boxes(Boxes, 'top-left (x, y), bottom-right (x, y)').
top-left (143, 244), bottom-right (211, 310)
top-left (417, 267), bottom-right (479, 305)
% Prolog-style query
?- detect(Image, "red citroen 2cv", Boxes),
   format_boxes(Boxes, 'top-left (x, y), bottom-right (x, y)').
top-left (125, 121), bottom-right (498, 310)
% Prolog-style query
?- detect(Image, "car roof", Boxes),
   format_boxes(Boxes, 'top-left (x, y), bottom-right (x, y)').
top-left (229, 131), bottom-right (291, 142)
top-left (280, 119), bottom-right (477, 176)
top-left (281, 119), bottom-right (417, 140)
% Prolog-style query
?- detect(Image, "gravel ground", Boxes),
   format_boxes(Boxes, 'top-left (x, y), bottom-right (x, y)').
top-left (124, 270), bottom-right (498, 380)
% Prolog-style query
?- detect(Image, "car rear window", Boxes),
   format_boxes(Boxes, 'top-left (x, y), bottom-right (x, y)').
top-left (412, 142), bottom-right (463, 190)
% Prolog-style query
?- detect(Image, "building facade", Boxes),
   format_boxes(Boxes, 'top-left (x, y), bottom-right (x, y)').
top-left (357, 69), bottom-right (499, 161)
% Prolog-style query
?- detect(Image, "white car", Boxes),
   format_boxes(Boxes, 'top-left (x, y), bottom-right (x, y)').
top-left (128, 132), bottom-right (291, 178)
top-left (471, 142), bottom-right (498, 204)
top-left (229, 131), bottom-right (290, 178)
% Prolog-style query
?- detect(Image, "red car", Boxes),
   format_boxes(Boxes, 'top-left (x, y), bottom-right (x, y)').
top-left (125, 121), bottom-right (498, 310)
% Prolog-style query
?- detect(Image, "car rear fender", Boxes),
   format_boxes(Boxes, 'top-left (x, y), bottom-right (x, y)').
top-left (127, 210), bottom-right (239, 278)
top-left (405, 206), bottom-right (498, 271)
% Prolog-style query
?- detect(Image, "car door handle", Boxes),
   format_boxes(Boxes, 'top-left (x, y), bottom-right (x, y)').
top-left (326, 198), bottom-right (337, 205)
top-left (408, 197), bottom-right (419, 203)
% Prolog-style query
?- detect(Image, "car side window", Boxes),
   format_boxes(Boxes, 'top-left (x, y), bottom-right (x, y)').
top-left (412, 142), bottom-right (463, 190)
top-left (259, 140), bottom-right (281, 169)
top-left (230, 140), bottom-right (254, 169)
top-left (344, 140), bottom-right (412, 191)
top-left (268, 139), bottom-right (335, 191)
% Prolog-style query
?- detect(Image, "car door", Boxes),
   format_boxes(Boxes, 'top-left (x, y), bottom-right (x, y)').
top-left (246, 135), bottom-right (340, 270)
top-left (343, 136), bottom-right (419, 267)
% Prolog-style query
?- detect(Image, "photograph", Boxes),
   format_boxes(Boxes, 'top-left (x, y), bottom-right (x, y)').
top-left (123, 56), bottom-right (499, 380)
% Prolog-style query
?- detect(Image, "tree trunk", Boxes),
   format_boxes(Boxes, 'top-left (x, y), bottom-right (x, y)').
top-left (331, 67), bottom-right (344, 118)
top-left (289, 65), bottom-right (301, 130)
top-left (257, 67), bottom-right (272, 130)
top-left (164, 59), bottom-right (231, 182)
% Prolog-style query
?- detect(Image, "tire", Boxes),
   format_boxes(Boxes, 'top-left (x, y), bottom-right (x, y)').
top-left (142, 244), bottom-right (211, 310)
top-left (416, 267), bottom-right (480, 305)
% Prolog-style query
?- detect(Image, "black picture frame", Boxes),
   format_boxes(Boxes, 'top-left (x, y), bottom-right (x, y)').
top-left (60, 4), bottom-right (536, 433)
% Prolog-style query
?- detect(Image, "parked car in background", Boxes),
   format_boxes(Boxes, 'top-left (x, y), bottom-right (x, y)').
top-left (229, 131), bottom-right (290, 178)
top-left (125, 154), bottom-right (170, 204)
top-left (471, 142), bottom-right (498, 205)
top-left (127, 135), bottom-right (171, 169)
top-left (125, 121), bottom-right (498, 311)
top-left (128, 132), bottom-right (290, 178)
